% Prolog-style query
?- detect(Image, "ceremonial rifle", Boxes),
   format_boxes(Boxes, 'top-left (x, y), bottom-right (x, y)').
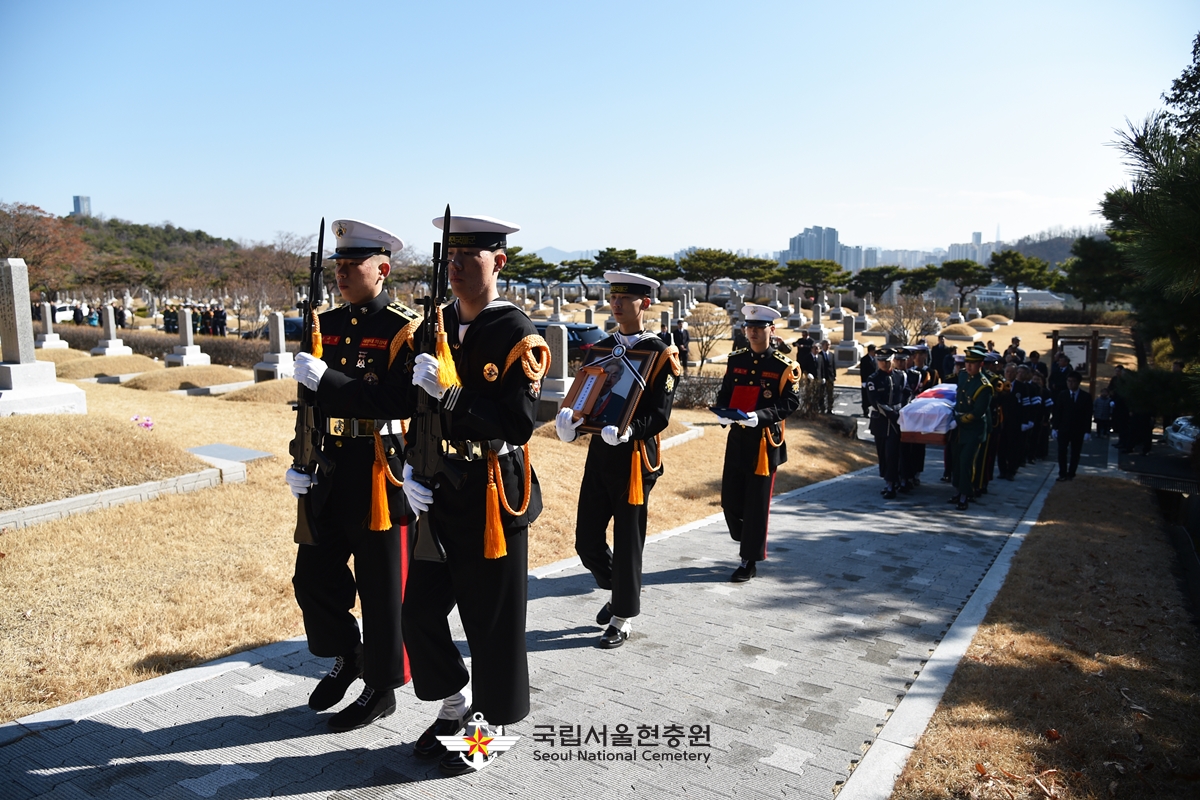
top-left (290, 218), bottom-right (333, 545)
top-left (407, 204), bottom-right (465, 562)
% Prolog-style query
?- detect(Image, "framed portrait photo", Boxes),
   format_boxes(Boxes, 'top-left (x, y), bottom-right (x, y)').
top-left (565, 344), bottom-right (656, 435)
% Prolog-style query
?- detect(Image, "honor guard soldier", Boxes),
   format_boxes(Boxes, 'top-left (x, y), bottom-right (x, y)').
top-left (399, 213), bottom-right (550, 776)
top-left (949, 345), bottom-right (993, 510)
top-left (286, 219), bottom-right (422, 731)
top-left (711, 305), bottom-right (800, 582)
top-left (866, 348), bottom-right (905, 498)
top-left (557, 271), bottom-right (680, 649)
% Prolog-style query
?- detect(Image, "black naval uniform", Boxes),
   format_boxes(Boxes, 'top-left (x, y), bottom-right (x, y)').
top-left (293, 291), bottom-right (420, 694)
top-left (402, 299), bottom-right (545, 727)
top-left (716, 346), bottom-right (801, 562)
top-left (575, 331), bottom-right (678, 620)
top-left (866, 363), bottom-right (905, 490)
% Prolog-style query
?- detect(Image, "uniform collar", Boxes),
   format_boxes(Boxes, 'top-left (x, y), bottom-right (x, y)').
top-left (347, 291), bottom-right (391, 317)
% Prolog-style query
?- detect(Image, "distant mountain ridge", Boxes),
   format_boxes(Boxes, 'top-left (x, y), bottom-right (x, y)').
top-left (530, 247), bottom-right (599, 263)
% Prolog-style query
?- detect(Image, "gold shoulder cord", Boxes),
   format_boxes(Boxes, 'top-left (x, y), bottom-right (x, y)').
top-left (388, 317), bottom-right (422, 368)
top-left (502, 334), bottom-right (551, 381)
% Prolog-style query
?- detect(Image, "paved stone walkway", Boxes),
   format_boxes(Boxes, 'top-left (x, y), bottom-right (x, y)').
top-left (2, 441), bottom-right (1078, 800)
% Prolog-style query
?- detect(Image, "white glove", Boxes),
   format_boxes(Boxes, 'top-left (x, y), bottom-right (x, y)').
top-left (293, 352), bottom-right (327, 391)
top-left (737, 411), bottom-right (760, 428)
top-left (600, 425), bottom-right (632, 446)
top-left (402, 463), bottom-right (434, 514)
top-left (412, 352), bottom-right (446, 400)
top-left (711, 409), bottom-right (730, 428)
top-left (555, 407), bottom-right (584, 442)
top-left (1021, 421), bottom-right (1034, 432)
top-left (285, 468), bottom-right (312, 498)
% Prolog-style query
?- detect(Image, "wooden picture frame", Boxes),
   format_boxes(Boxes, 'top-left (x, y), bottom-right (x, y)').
top-left (569, 345), bottom-right (657, 435)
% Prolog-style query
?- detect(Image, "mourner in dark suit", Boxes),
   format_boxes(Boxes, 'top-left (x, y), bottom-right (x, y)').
top-left (557, 271), bottom-right (679, 650)
top-left (288, 219), bottom-right (420, 733)
top-left (712, 304), bottom-right (801, 582)
top-left (859, 343), bottom-right (877, 416)
top-left (1052, 371), bottom-right (1092, 481)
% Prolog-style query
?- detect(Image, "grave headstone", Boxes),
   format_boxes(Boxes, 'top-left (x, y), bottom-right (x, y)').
top-left (584, 308), bottom-right (594, 324)
top-left (165, 308), bottom-right (211, 367)
top-left (835, 315), bottom-right (864, 369)
top-left (864, 291), bottom-right (876, 315)
top-left (947, 296), bottom-right (964, 324)
top-left (253, 312), bottom-right (294, 382)
top-left (595, 287), bottom-right (607, 311)
top-left (538, 323), bottom-right (571, 421)
top-left (531, 289), bottom-right (543, 313)
top-left (966, 295), bottom-right (982, 321)
top-left (660, 310), bottom-right (671, 335)
top-left (35, 301), bottom-right (67, 349)
top-left (0, 259), bottom-right (86, 415)
top-left (90, 305), bottom-right (134, 356)
top-left (807, 300), bottom-right (829, 339)
top-left (828, 293), bottom-right (844, 322)
top-left (855, 295), bottom-right (871, 332)
top-left (548, 295), bottom-right (565, 323)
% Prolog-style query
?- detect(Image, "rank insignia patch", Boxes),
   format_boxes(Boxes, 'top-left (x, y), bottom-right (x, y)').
top-left (763, 389), bottom-right (773, 399)
top-left (665, 375), bottom-right (675, 393)
top-left (364, 372), bottom-right (379, 385)
top-left (527, 379), bottom-right (541, 399)
top-left (483, 363), bottom-right (499, 382)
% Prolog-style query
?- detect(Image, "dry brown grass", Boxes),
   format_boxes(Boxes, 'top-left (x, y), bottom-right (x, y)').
top-left (124, 364), bottom-right (252, 391)
top-left (221, 378), bottom-right (300, 404)
top-left (34, 348), bottom-right (89, 365)
top-left (890, 477), bottom-right (1200, 800)
top-left (0, 416), bottom-right (204, 511)
top-left (55, 354), bottom-right (163, 379)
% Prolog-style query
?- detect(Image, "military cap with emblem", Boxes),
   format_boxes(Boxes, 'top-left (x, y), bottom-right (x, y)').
top-left (328, 219), bottom-right (404, 260)
top-left (604, 271), bottom-right (660, 296)
top-left (874, 348), bottom-right (893, 361)
top-left (964, 345), bottom-right (988, 362)
top-left (433, 214), bottom-right (520, 250)
top-left (741, 304), bottom-right (781, 326)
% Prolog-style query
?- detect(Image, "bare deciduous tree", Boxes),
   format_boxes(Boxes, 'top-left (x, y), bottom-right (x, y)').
top-left (878, 295), bottom-right (941, 346)
top-left (688, 303), bottom-right (731, 367)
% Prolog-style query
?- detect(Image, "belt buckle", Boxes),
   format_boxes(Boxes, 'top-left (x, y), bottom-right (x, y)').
top-left (467, 441), bottom-right (484, 461)
top-left (330, 418), bottom-right (347, 436)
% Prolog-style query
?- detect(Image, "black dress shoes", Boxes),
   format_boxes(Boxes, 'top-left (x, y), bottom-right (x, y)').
top-left (596, 601), bottom-right (613, 626)
top-left (414, 706), bottom-right (472, 758)
top-left (730, 562), bottom-right (756, 582)
top-left (598, 624), bottom-right (630, 649)
top-left (308, 648), bottom-right (363, 711)
top-left (327, 686), bottom-right (396, 732)
top-left (955, 500), bottom-right (970, 511)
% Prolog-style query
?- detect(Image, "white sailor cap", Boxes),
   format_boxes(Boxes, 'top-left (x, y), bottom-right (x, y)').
top-left (433, 214), bottom-right (520, 250)
top-left (741, 304), bottom-right (781, 326)
top-left (329, 219), bottom-right (404, 260)
top-left (604, 272), bottom-right (660, 296)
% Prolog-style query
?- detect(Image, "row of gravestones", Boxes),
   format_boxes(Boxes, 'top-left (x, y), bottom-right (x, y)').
top-left (0, 259), bottom-right (301, 416)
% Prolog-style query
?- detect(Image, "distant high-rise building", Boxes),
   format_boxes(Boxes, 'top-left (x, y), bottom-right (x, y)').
top-left (972, 231), bottom-right (982, 247)
top-left (72, 196), bottom-right (91, 217)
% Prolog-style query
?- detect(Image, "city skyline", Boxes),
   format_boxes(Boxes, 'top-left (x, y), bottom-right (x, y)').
top-left (2, 2), bottom-right (1195, 256)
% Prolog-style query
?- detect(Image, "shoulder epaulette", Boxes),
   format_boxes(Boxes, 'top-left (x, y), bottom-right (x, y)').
top-left (388, 316), bottom-right (423, 368)
top-left (729, 347), bottom-right (750, 357)
top-left (650, 344), bottom-right (682, 383)
top-left (387, 301), bottom-right (421, 322)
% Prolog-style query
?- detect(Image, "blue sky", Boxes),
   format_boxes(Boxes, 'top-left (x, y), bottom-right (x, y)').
top-left (2, 1), bottom-right (1195, 257)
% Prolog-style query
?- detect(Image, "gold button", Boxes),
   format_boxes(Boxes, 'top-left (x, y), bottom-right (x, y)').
top-left (344, 337), bottom-right (351, 344)
top-left (388, 448), bottom-right (396, 456)
top-left (351, 318), bottom-right (358, 325)
top-left (335, 440), bottom-right (343, 448)
top-left (341, 358), bottom-right (347, 365)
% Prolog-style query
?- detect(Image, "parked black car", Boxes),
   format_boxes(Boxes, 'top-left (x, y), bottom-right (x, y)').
top-left (241, 316), bottom-right (304, 341)
top-left (533, 321), bottom-right (607, 375)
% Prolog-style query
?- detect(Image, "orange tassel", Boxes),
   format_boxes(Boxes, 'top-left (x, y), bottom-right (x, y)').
top-left (755, 432), bottom-right (770, 477)
top-left (369, 433), bottom-right (390, 530)
top-left (484, 453), bottom-right (507, 559)
top-left (435, 307), bottom-right (461, 389)
top-left (310, 310), bottom-right (323, 359)
top-left (628, 447), bottom-right (644, 505)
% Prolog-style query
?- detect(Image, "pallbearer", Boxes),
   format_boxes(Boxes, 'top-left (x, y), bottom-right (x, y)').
top-left (711, 304), bottom-right (801, 582)
top-left (287, 219), bottom-right (420, 732)
top-left (400, 213), bottom-right (550, 776)
top-left (557, 272), bottom-right (680, 649)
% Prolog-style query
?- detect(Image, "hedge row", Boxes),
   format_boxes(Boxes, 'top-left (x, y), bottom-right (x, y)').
top-left (50, 326), bottom-right (299, 369)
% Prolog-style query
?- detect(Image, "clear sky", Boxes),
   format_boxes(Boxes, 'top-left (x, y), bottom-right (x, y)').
top-left (2, 1), bottom-right (1196, 258)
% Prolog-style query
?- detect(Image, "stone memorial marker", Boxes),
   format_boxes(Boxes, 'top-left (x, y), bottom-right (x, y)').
top-left (829, 293), bottom-right (844, 321)
top-left (660, 310), bottom-right (671, 336)
top-left (90, 305), bottom-right (134, 356)
top-left (947, 296), bottom-right (965, 325)
top-left (165, 308), bottom-right (211, 367)
top-left (807, 299), bottom-right (829, 339)
top-left (531, 289), bottom-right (543, 313)
top-left (35, 301), bottom-right (67, 349)
top-left (595, 286), bottom-right (607, 311)
top-left (855, 295), bottom-right (871, 332)
top-left (538, 323), bottom-right (571, 421)
top-left (253, 312), bottom-right (294, 382)
top-left (0, 259), bottom-right (86, 415)
top-left (835, 314), bottom-right (864, 368)
top-left (548, 295), bottom-right (565, 322)
top-left (966, 295), bottom-right (982, 321)
top-left (584, 307), bottom-right (594, 324)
